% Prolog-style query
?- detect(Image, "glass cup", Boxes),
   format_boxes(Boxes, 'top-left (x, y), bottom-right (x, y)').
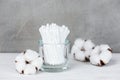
top-left (39, 40), bottom-right (70, 72)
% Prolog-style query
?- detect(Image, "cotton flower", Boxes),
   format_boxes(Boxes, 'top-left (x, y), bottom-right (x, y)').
top-left (90, 44), bottom-right (112, 66)
top-left (71, 38), bottom-right (95, 61)
top-left (15, 49), bottom-right (43, 75)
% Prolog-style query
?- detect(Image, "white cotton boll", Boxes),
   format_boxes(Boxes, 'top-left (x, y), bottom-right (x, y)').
top-left (31, 57), bottom-right (43, 70)
top-left (72, 39), bottom-right (96, 62)
top-left (71, 45), bottom-right (79, 55)
top-left (100, 50), bottom-right (112, 64)
top-left (15, 49), bottom-right (43, 75)
top-left (84, 50), bottom-right (92, 59)
top-left (15, 61), bottom-right (26, 74)
top-left (100, 44), bottom-right (111, 51)
top-left (84, 40), bottom-right (95, 50)
top-left (91, 46), bottom-right (100, 56)
top-left (24, 49), bottom-right (39, 61)
top-left (15, 53), bottom-right (26, 74)
top-left (90, 55), bottom-right (100, 66)
top-left (24, 64), bottom-right (36, 75)
top-left (73, 50), bottom-right (86, 61)
top-left (90, 45), bottom-right (112, 66)
top-left (90, 46), bottom-right (100, 64)
top-left (74, 38), bottom-right (85, 48)
top-left (15, 53), bottom-right (25, 62)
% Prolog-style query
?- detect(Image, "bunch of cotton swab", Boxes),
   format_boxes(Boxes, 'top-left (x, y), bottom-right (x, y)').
top-left (39, 23), bottom-right (70, 65)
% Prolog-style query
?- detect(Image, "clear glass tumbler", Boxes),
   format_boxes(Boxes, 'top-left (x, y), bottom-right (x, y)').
top-left (39, 40), bottom-right (70, 72)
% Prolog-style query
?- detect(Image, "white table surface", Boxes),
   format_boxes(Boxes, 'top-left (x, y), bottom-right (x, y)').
top-left (0, 53), bottom-right (119, 80)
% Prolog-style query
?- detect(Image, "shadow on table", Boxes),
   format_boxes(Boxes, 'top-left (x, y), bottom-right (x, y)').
top-left (69, 58), bottom-right (117, 69)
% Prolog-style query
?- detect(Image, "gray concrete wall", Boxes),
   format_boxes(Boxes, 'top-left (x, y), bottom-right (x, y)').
top-left (0, 0), bottom-right (120, 53)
